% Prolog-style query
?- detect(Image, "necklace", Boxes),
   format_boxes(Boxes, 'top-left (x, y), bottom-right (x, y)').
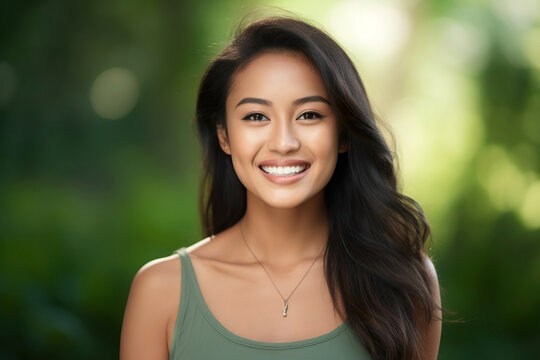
top-left (239, 221), bottom-right (325, 318)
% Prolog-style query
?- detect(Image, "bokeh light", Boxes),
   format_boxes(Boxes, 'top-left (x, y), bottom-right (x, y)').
top-left (477, 145), bottom-right (532, 212)
top-left (328, 0), bottom-right (411, 62)
top-left (89, 68), bottom-right (139, 120)
top-left (520, 180), bottom-right (540, 229)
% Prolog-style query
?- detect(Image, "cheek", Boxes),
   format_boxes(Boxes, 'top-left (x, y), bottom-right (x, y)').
top-left (228, 126), bottom-right (262, 162)
top-left (310, 123), bottom-right (340, 181)
top-left (308, 123), bottom-right (339, 156)
top-left (227, 125), bottom-right (264, 185)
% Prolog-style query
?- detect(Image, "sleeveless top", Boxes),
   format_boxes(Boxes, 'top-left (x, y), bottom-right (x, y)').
top-left (169, 247), bottom-right (371, 360)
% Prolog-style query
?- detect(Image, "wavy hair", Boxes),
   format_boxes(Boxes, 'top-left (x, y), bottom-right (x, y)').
top-left (195, 16), bottom-right (436, 360)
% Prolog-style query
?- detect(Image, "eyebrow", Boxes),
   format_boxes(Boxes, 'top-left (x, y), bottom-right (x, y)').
top-left (236, 97), bottom-right (271, 107)
top-left (235, 95), bottom-right (330, 108)
top-left (293, 95), bottom-right (330, 106)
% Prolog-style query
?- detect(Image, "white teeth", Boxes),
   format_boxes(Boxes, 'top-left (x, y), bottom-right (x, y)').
top-left (261, 165), bottom-right (307, 176)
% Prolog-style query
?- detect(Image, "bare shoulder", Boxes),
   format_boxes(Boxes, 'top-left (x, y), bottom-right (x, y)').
top-left (126, 254), bottom-right (183, 310)
top-left (134, 254), bottom-right (182, 290)
top-left (420, 253), bottom-right (442, 360)
top-left (422, 254), bottom-right (440, 291)
top-left (120, 254), bottom-right (181, 360)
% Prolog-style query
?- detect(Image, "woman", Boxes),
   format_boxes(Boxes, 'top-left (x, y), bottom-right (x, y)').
top-left (120, 16), bottom-right (441, 360)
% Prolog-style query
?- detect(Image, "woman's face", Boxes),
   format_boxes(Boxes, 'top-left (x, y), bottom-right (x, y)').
top-left (219, 51), bottom-right (343, 209)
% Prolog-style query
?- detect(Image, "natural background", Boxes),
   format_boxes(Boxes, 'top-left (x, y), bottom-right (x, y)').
top-left (1, 0), bottom-right (539, 359)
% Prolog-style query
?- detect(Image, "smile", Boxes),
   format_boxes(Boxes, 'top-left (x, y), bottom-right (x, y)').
top-left (260, 165), bottom-right (307, 176)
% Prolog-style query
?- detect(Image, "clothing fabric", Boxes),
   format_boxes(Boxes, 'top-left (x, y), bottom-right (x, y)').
top-left (169, 247), bottom-right (370, 360)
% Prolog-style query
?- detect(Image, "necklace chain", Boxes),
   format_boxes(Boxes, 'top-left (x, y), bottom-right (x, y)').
top-left (239, 221), bottom-right (325, 317)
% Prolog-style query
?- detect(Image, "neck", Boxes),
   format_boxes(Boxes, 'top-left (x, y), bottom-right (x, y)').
top-left (239, 191), bottom-right (328, 266)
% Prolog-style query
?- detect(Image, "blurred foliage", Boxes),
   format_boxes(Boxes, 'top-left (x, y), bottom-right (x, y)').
top-left (1, 0), bottom-right (539, 359)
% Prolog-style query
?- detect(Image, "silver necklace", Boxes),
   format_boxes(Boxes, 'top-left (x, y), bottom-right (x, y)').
top-left (239, 221), bottom-right (325, 318)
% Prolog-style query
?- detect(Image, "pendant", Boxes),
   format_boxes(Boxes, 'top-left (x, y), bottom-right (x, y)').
top-left (282, 300), bottom-right (288, 317)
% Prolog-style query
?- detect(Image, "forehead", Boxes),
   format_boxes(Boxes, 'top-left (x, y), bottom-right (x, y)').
top-left (226, 51), bottom-right (328, 104)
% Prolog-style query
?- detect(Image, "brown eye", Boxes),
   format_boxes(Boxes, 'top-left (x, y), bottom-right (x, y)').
top-left (242, 113), bottom-right (268, 121)
top-left (297, 112), bottom-right (322, 120)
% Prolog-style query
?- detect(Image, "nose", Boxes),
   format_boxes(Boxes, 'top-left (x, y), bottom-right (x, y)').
top-left (267, 119), bottom-right (300, 154)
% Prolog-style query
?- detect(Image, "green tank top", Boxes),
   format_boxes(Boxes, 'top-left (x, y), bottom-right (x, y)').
top-left (170, 247), bottom-right (371, 359)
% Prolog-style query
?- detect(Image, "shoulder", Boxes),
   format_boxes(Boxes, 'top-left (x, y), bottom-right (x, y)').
top-left (132, 254), bottom-right (182, 292)
top-left (122, 237), bottom-right (216, 326)
top-left (421, 254), bottom-right (440, 299)
top-left (126, 253), bottom-right (182, 328)
top-left (422, 254), bottom-right (439, 288)
top-left (123, 254), bottom-right (182, 320)
top-left (120, 254), bottom-right (181, 360)
top-left (419, 253), bottom-right (442, 360)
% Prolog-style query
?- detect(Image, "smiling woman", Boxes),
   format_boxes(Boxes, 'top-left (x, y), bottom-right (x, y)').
top-left (120, 16), bottom-right (441, 360)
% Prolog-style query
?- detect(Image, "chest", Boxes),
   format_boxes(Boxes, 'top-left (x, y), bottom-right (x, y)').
top-left (190, 256), bottom-right (344, 342)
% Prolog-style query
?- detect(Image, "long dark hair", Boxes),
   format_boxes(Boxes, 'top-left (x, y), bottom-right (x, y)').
top-left (195, 16), bottom-right (436, 360)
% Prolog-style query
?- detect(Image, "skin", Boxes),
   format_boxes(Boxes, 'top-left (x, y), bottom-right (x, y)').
top-left (120, 51), bottom-right (442, 359)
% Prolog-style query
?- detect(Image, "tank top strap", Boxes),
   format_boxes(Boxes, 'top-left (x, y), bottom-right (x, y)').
top-left (174, 247), bottom-right (196, 285)
top-left (169, 247), bottom-right (200, 359)
top-left (173, 247), bottom-right (200, 310)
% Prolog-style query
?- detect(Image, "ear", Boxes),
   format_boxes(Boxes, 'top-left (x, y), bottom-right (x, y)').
top-left (216, 123), bottom-right (231, 155)
top-left (338, 141), bottom-right (348, 153)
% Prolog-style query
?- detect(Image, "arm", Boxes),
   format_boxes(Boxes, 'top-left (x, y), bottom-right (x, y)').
top-left (421, 255), bottom-right (442, 360)
top-left (120, 255), bottom-right (181, 360)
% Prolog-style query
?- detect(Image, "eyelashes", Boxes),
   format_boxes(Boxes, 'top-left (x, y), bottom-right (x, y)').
top-left (242, 113), bottom-right (269, 121)
top-left (241, 111), bottom-right (323, 121)
top-left (297, 111), bottom-right (322, 120)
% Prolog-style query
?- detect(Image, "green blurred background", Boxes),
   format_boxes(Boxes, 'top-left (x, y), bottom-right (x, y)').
top-left (1, 0), bottom-right (539, 358)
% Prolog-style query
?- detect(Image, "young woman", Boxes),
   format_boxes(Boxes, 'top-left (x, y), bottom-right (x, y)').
top-left (120, 16), bottom-right (441, 360)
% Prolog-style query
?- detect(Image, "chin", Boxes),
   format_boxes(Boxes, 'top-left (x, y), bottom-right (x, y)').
top-left (260, 191), bottom-right (319, 209)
